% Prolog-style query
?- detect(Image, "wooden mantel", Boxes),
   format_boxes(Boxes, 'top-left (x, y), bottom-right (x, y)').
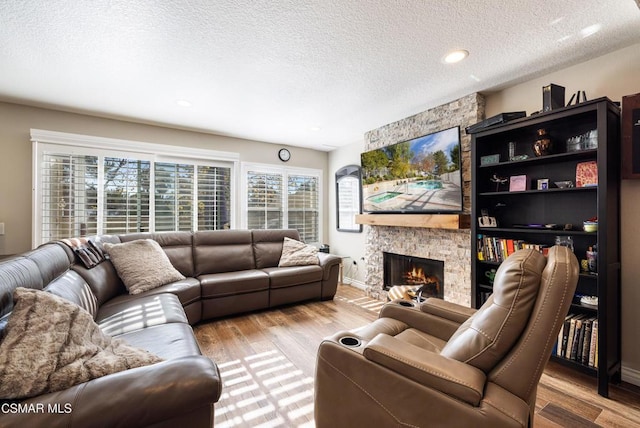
top-left (355, 213), bottom-right (471, 230)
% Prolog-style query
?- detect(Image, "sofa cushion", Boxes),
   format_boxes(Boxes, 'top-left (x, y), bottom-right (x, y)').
top-left (0, 257), bottom-right (44, 320)
top-left (24, 243), bottom-right (73, 285)
top-left (440, 249), bottom-right (545, 372)
top-left (199, 270), bottom-right (269, 298)
top-left (119, 232), bottom-right (195, 277)
top-left (97, 294), bottom-right (189, 336)
top-left (71, 260), bottom-right (127, 307)
top-left (103, 239), bottom-right (186, 295)
top-left (252, 229), bottom-right (301, 269)
top-left (278, 237), bottom-right (319, 267)
top-left (0, 288), bottom-right (163, 399)
top-left (115, 323), bottom-right (203, 360)
top-left (194, 230), bottom-right (256, 275)
top-left (45, 270), bottom-right (99, 319)
top-left (262, 265), bottom-right (323, 288)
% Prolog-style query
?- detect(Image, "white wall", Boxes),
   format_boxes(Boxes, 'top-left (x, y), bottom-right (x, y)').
top-left (327, 141), bottom-right (367, 287)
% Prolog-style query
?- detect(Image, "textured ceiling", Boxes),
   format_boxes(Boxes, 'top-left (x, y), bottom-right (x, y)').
top-left (1, 1), bottom-right (639, 151)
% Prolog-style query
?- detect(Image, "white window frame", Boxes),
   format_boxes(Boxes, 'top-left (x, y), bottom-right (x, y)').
top-left (241, 162), bottom-right (323, 245)
top-left (31, 129), bottom-right (239, 246)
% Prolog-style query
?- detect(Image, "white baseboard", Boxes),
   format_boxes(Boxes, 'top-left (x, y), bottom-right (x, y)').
top-left (622, 365), bottom-right (640, 387)
top-left (343, 277), bottom-right (366, 290)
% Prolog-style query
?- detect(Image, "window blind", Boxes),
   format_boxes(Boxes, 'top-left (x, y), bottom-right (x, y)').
top-left (246, 171), bottom-right (283, 230)
top-left (102, 157), bottom-right (150, 234)
top-left (288, 174), bottom-right (319, 242)
top-left (154, 162), bottom-right (194, 231)
top-left (197, 165), bottom-right (231, 230)
top-left (40, 153), bottom-right (99, 242)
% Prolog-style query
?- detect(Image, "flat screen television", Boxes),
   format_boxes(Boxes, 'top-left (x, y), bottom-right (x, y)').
top-left (360, 126), bottom-right (463, 213)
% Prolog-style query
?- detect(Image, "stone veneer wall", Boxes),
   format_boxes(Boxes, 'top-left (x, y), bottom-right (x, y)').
top-left (363, 93), bottom-right (485, 306)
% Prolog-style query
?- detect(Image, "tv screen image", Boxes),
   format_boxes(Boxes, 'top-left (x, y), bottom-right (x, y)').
top-left (360, 126), bottom-right (462, 213)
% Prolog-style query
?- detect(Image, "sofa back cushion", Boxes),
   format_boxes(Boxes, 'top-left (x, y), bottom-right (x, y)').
top-left (252, 229), bottom-right (301, 269)
top-left (0, 257), bottom-right (44, 336)
top-left (67, 235), bottom-right (127, 306)
top-left (24, 243), bottom-right (73, 285)
top-left (440, 249), bottom-right (545, 372)
top-left (194, 230), bottom-right (255, 275)
top-left (119, 232), bottom-right (194, 277)
top-left (45, 271), bottom-right (99, 319)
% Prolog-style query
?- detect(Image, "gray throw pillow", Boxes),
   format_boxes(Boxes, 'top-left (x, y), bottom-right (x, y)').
top-left (103, 239), bottom-right (185, 295)
top-left (278, 237), bottom-right (319, 267)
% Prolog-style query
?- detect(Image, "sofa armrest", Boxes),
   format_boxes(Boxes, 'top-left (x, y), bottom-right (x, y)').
top-left (317, 253), bottom-right (341, 300)
top-left (363, 333), bottom-right (485, 406)
top-left (317, 252), bottom-right (340, 280)
top-left (0, 356), bottom-right (221, 428)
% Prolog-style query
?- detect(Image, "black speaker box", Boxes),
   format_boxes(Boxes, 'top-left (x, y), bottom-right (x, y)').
top-left (543, 84), bottom-right (565, 112)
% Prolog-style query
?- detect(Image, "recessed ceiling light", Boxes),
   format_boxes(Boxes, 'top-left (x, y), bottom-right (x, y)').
top-left (443, 50), bottom-right (469, 64)
top-left (309, 126), bottom-right (321, 132)
top-left (177, 99), bottom-right (192, 107)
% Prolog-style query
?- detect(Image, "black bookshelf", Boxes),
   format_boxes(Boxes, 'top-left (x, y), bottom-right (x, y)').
top-left (470, 97), bottom-right (621, 397)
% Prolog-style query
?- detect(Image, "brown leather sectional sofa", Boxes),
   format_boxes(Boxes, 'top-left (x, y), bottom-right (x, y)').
top-left (0, 229), bottom-right (340, 427)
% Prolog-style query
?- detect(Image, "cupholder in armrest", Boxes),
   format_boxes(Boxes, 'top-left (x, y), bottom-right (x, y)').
top-left (339, 336), bottom-right (361, 347)
top-left (397, 300), bottom-right (415, 307)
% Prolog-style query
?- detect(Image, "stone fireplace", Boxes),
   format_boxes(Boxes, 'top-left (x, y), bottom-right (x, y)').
top-left (362, 93), bottom-right (485, 307)
top-left (383, 252), bottom-right (444, 299)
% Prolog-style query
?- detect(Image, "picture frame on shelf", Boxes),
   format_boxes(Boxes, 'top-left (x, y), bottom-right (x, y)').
top-left (576, 161), bottom-right (598, 188)
top-left (537, 178), bottom-right (549, 190)
top-left (509, 175), bottom-right (528, 192)
top-left (480, 154), bottom-right (500, 165)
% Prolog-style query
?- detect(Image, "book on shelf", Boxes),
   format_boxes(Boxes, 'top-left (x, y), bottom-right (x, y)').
top-left (581, 317), bottom-right (595, 365)
top-left (589, 319), bottom-right (598, 368)
top-left (554, 313), bottom-right (598, 366)
top-left (477, 234), bottom-right (550, 263)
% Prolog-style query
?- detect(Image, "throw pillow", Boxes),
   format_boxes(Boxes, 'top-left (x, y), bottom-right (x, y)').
top-left (103, 239), bottom-right (185, 295)
top-left (0, 288), bottom-right (163, 399)
top-left (278, 237), bottom-right (319, 267)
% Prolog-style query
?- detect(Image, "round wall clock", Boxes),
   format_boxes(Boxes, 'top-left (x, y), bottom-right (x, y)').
top-left (278, 148), bottom-right (291, 162)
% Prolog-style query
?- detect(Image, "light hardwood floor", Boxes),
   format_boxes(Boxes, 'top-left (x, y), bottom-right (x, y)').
top-left (194, 285), bottom-right (640, 427)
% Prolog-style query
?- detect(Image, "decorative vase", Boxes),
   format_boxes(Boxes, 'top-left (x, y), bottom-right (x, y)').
top-left (533, 128), bottom-right (552, 156)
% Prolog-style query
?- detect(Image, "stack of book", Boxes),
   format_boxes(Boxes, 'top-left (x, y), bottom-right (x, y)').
top-left (477, 234), bottom-right (550, 263)
top-left (553, 313), bottom-right (598, 368)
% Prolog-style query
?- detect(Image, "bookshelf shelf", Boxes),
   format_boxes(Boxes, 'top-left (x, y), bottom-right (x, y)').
top-left (470, 97), bottom-right (621, 397)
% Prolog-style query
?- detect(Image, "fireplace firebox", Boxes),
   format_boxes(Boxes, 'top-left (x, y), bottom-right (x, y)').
top-left (383, 252), bottom-right (444, 299)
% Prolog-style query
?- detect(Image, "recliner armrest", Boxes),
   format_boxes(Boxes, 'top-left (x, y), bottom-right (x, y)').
top-left (420, 297), bottom-right (476, 324)
top-left (363, 333), bottom-right (485, 406)
top-left (379, 298), bottom-right (473, 341)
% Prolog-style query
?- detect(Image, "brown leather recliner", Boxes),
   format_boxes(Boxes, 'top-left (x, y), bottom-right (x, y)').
top-left (315, 246), bottom-right (579, 427)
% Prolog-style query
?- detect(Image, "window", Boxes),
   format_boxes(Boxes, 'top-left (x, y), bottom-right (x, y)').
top-left (104, 157), bottom-right (151, 234)
top-left (32, 129), bottom-right (238, 246)
top-left (335, 165), bottom-right (362, 232)
top-left (243, 164), bottom-right (322, 244)
top-left (287, 174), bottom-right (319, 242)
